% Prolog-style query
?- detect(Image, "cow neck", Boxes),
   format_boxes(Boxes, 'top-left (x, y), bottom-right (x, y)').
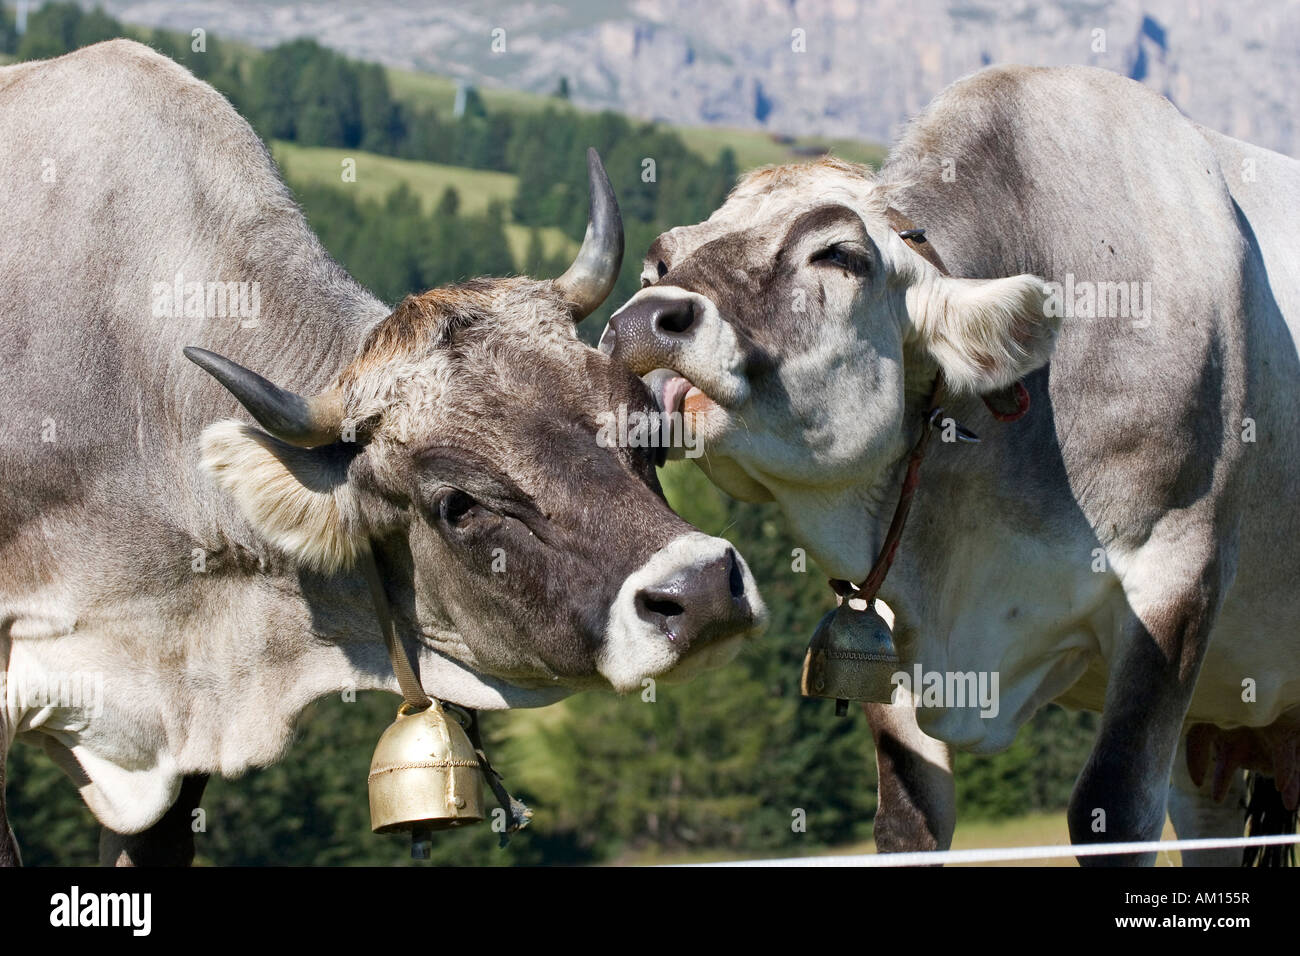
top-left (359, 544), bottom-right (532, 837)
top-left (829, 209), bottom-right (996, 604)
top-left (831, 370), bottom-right (946, 603)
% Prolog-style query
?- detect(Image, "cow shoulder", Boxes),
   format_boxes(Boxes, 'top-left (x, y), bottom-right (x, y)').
top-left (888, 65), bottom-right (1256, 555)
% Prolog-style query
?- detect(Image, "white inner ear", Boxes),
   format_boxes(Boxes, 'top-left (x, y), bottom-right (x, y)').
top-left (199, 420), bottom-right (366, 572)
top-left (907, 272), bottom-right (1059, 394)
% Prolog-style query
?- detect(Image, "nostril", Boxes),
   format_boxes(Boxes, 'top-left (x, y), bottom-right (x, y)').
top-left (631, 545), bottom-right (757, 651)
top-left (636, 590), bottom-right (685, 624)
top-left (643, 596), bottom-right (684, 618)
top-left (654, 302), bottom-right (697, 336)
top-left (726, 548), bottom-right (744, 600)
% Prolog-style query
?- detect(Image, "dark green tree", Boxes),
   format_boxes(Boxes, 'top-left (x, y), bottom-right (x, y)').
top-left (0, 4), bottom-right (16, 54)
top-left (15, 1), bottom-right (83, 59)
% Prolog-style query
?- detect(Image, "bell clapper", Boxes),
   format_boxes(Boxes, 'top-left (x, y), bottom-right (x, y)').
top-left (411, 827), bottom-right (433, 860)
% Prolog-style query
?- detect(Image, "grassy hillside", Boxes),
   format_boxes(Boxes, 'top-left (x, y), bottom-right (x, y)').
top-left (387, 65), bottom-right (547, 118)
top-left (385, 65), bottom-right (887, 171)
top-left (273, 140), bottom-right (518, 213)
top-left (271, 140), bottom-right (577, 265)
top-left (673, 124), bottom-right (886, 170)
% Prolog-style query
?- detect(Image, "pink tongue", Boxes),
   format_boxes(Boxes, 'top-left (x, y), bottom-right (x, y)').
top-left (660, 375), bottom-right (693, 415)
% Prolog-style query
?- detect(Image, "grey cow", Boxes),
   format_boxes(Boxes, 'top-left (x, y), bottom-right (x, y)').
top-left (605, 64), bottom-right (1300, 865)
top-left (0, 41), bottom-right (766, 865)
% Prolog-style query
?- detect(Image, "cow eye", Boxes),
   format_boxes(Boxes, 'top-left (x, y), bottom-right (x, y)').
top-left (809, 243), bottom-right (869, 276)
top-left (643, 259), bottom-right (670, 289)
top-left (435, 487), bottom-right (480, 527)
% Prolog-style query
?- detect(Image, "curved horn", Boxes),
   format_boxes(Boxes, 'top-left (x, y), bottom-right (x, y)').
top-left (553, 147), bottom-right (624, 320)
top-left (183, 346), bottom-right (344, 448)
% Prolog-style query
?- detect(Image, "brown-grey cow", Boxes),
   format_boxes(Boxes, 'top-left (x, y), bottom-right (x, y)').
top-left (604, 64), bottom-right (1300, 865)
top-left (0, 40), bottom-right (766, 866)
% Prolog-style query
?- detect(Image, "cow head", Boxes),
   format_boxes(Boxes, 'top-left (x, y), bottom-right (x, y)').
top-left (601, 157), bottom-right (1058, 580)
top-left (187, 151), bottom-right (766, 709)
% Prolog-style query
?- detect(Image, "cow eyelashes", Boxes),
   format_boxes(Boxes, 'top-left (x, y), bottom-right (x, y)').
top-left (809, 243), bottom-right (870, 276)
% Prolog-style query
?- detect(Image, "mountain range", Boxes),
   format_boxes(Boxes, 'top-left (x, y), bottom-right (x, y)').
top-left (89, 0), bottom-right (1300, 156)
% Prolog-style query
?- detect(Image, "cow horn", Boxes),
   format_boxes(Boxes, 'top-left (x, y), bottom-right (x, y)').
top-left (553, 147), bottom-right (624, 320)
top-left (183, 346), bottom-right (344, 448)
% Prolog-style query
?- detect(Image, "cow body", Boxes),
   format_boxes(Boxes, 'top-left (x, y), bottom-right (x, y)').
top-left (871, 71), bottom-right (1300, 792)
top-left (1, 43), bottom-right (394, 838)
top-left (0, 41), bottom-right (766, 859)
top-left (870, 73), bottom-right (1300, 860)
top-left (607, 65), bottom-right (1300, 862)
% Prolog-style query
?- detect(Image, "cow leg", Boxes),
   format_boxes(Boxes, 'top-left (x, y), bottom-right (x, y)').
top-left (0, 737), bottom-right (19, 867)
top-left (1068, 556), bottom-right (1224, 865)
top-left (1167, 729), bottom-right (1247, 866)
top-left (1, 630), bottom-right (16, 867)
top-left (98, 773), bottom-right (209, 867)
top-left (865, 691), bottom-right (956, 854)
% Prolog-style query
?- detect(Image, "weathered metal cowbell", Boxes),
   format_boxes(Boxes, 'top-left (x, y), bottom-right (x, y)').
top-left (368, 700), bottom-right (486, 835)
top-left (800, 600), bottom-right (902, 710)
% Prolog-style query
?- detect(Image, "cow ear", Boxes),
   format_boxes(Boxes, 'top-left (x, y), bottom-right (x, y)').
top-left (908, 273), bottom-right (1060, 394)
top-left (199, 420), bottom-right (367, 572)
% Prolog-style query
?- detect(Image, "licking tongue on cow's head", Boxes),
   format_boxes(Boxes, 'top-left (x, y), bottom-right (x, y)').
top-left (640, 367), bottom-right (717, 461)
top-left (643, 367), bottom-right (711, 415)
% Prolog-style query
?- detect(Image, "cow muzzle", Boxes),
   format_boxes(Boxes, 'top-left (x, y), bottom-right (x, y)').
top-left (601, 287), bottom-right (752, 408)
top-left (599, 532), bottom-right (767, 691)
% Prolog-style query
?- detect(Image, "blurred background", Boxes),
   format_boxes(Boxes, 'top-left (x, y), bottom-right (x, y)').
top-left (4, 0), bottom-right (1291, 865)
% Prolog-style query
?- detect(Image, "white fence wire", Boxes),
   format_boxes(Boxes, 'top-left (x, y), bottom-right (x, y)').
top-left (676, 832), bottom-right (1300, 867)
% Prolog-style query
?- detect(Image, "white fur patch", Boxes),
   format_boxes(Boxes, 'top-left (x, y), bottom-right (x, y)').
top-left (199, 420), bottom-right (366, 572)
top-left (41, 733), bottom-right (183, 835)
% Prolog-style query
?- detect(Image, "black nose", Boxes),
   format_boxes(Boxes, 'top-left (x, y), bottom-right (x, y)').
top-left (634, 547), bottom-right (750, 649)
top-left (604, 293), bottom-right (700, 367)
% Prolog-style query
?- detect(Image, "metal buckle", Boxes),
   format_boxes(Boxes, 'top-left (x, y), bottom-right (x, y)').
top-left (928, 407), bottom-right (980, 443)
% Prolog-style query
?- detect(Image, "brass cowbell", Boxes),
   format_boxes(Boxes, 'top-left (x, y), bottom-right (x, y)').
top-left (800, 599), bottom-right (902, 710)
top-left (368, 699), bottom-right (486, 834)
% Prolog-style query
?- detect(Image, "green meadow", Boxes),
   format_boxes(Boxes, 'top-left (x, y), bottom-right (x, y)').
top-left (270, 140), bottom-right (578, 265)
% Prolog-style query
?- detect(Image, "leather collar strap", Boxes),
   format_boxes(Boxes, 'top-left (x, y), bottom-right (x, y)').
top-left (360, 548), bottom-right (432, 714)
top-left (829, 371), bottom-right (946, 603)
top-left (361, 545), bottom-right (532, 841)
